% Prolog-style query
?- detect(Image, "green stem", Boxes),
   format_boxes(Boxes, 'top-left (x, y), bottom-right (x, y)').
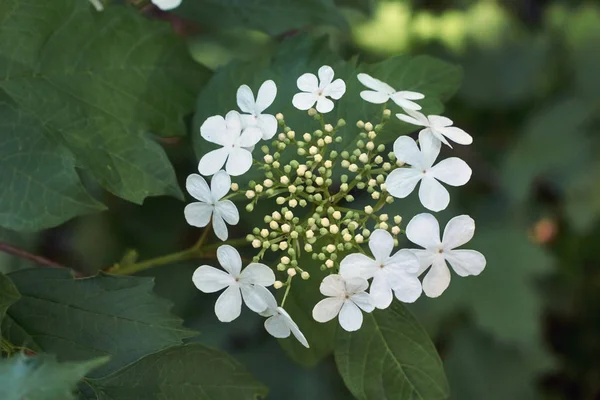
top-left (281, 276), bottom-right (293, 306)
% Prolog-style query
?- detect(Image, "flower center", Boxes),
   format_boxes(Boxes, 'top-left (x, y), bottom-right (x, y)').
top-left (438, 248), bottom-right (444, 254)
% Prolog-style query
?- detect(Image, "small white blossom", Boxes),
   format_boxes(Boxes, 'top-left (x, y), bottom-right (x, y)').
top-left (152, 0), bottom-right (181, 10)
top-left (236, 80), bottom-right (278, 140)
top-left (405, 213), bottom-right (486, 298)
top-left (259, 290), bottom-right (309, 348)
top-left (340, 229), bottom-right (421, 309)
top-left (184, 170), bottom-right (239, 241)
top-left (385, 133), bottom-right (471, 212)
top-left (292, 66), bottom-right (346, 113)
top-left (312, 274), bottom-right (374, 332)
top-left (396, 109), bottom-right (473, 147)
top-left (192, 245), bottom-right (275, 322)
top-left (357, 73), bottom-right (424, 110)
top-left (198, 111), bottom-right (262, 176)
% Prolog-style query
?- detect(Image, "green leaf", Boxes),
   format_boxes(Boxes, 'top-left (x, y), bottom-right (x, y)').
top-left (334, 301), bottom-right (450, 400)
top-left (3, 268), bottom-right (195, 377)
top-left (0, 272), bottom-right (20, 337)
top-left (0, 354), bottom-right (107, 400)
top-left (87, 343), bottom-right (268, 400)
top-left (0, 0), bottom-right (211, 231)
top-left (175, 0), bottom-right (348, 36)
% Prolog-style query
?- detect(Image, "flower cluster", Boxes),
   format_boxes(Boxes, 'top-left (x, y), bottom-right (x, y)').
top-left (184, 65), bottom-right (486, 346)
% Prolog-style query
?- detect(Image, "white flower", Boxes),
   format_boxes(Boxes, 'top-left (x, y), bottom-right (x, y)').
top-left (357, 73), bottom-right (424, 110)
top-left (184, 170), bottom-right (239, 241)
top-left (198, 111), bottom-right (262, 176)
top-left (385, 132), bottom-right (471, 212)
top-left (312, 274), bottom-right (374, 332)
top-left (292, 66), bottom-right (346, 113)
top-left (152, 0), bottom-right (181, 10)
top-left (396, 109), bottom-right (473, 147)
top-left (237, 80), bottom-right (278, 140)
top-left (339, 229), bottom-right (422, 309)
top-left (259, 290), bottom-right (309, 348)
top-left (406, 213), bottom-right (486, 298)
top-left (192, 245), bottom-right (275, 322)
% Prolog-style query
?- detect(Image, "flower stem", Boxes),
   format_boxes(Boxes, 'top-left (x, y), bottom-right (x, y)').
top-left (281, 276), bottom-right (293, 307)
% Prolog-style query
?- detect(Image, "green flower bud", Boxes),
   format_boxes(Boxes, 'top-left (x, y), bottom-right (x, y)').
top-left (341, 151), bottom-right (349, 159)
top-left (284, 165), bottom-right (292, 173)
top-left (345, 195), bottom-right (354, 202)
top-left (337, 118), bottom-right (346, 127)
top-left (290, 160), bottom-right (299, 168)
top-left (264, 215), bottom-right (272, 223)
top-left (246, 203), bottom-right (254, 212)
top-left (261, 145), bottom-right (270, 154)
top-left (341, 174), bottom-right (348, 183)
top-left (335, 136), bottom-right (342, 143)
top-left (377, 144), bottom-right (386, 152)
top-left (330, 150), bottom-right (338, 159)
top-left (299, 199), bottom-right (307, 207)
top-left (298, 148), bottom-right (307, 156)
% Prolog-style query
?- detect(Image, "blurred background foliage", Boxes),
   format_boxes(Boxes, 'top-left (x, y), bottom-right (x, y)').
top-left (2, 0), bottom-right (600, 398)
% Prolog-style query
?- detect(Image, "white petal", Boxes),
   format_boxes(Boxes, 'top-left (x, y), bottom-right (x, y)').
top-left (319, 274), bottom-right (346, 296)
top-left (430, 158), bottom-right (472, 187)
top-left (344, 276), bottom-right (369, 294)
top-left (323, 79), bottom-right (346, 100)
top-left (240, 284), bottom-right (271, 313)
top-left (210, 170), bottom-right (230, 201)
top-left (428, 115), bottom-right (453, 128)
top-left (238, 126), bottom-right (262, 148)
top-left (356, 73), bottom-right (395, 94)
top-left (200, 115), bottom-right (231, 146)
top-left (316, 96), bottom-right (334, 113)
top-left (152, 0), bottom-right (182, 10)
top-left (185, 174), bottom-right (211, 202)
top-left (264, 314), bottom-right (291, 338)
top-left (236, 84), bottom-right (255, 114)
top-left (390, 93), bottom-right (422, 110)
top-left (224, 110), bottom-right (243, 134)
top-left (239, 263), bottom-right (275, 286)
top-left (256, 114), bottom-right (278, 140)
top-left (385, 168), bottom-right (422, 199)
top-left (292, 92), bottom-right (317, 110)
top-left (318, 65), bottom-right (335, 87)
top-left (258, 289), bottom-right (279, 316)
top-left (198, 148), bottom-right (229, 176)
top-left (212, 213), bottom-right (228, 241)
top-left (439, 126), bottom-right (473, 145)
top-left (423, 128), bottom-right (450, 147)
top-left (192, 265), bottom-right (234, 293)
top-left (422, 257), bottom-right (451, 298)
top-left (392, 273), bottom-right (422, 303)
top-left (368, 229), bottom-right (394, 263)
top-left (360, 90), bottom-right (390, 104)
top-left (216, 244), bottom-right (241, 276)
top-left (184, 202), bottom-right (213, 228)
top-left (445, 249), bottom-right (486, 277)
top-left (215, 200), bottom-right (239, 225)
top-left (387, 249), bottom-right (420, 274)
top-left (312, 297), bottom-right (344, 322)
top-left (405, 213), bottom-right (442, 249)
top-left (419, 176), bottom-right (450, 212)
top-left (400, 90), bottom-right (425, 100)
top-left (393, 136), bottom-right (424, 168)
top-left (369, 273), bottom-right (393, 309)
top-left (419, 129), bottom-right (442, 168)
top-left (215, 285), bottom-right (242, 322)
top-left (396, 109), bottom-right (428, 127)
top-left (350, 292), bottom-right (374, 313)
top-left (225, 148), bottom-right (253, 176)
top-left (296, 73), bottom-right (318, 92)
top-left (255, 80), bottom-right (277, 113)
top-left (442, 215), bottom-right (475, 249)
top-left (338, 301), bottom-right (363, 332)
top-left (339, 253), bottom-right (378, 280)
top-left (277, 308), bottom-right (309, 348)
top-left (411, 249), bottom-right (436, 275)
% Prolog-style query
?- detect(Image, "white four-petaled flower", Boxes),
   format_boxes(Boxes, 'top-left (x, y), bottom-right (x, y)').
top-left (192, 245), bottom-right (275, 322)
top-left (151, 0), bottom-right (181, 11)
top-left (184, 170), bottom-right (239, 241)
top-left (406, 213), bottom-right (486, 298)
top-left (259, 291), bottom-right (309, 348)
top-left (357, 73), bottom-right (425, 110)
top-left (340, 229), bottom-right (422, 309)
top-left (237, 80), bottom-right (278, 140)
top-left (198, 111), bottom-right (262, 176)
top-left (292, 66), bottom-right (346, 114)
top-left (312, 274), bottom-right (374, 332)
top-left (396, 109), bottom-right (473, 147)
top-left (385, 132), bottom-right (472, 212)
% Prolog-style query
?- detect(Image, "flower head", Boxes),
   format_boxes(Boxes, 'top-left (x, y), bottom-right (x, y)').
top-left (405, 213), bottom-right (486, 298)
top-left (198, 111), bottom-right (262, 176)
top-left (152, 0), bottom-right (181, 10)
top-left (292, 66), bottom-right (346, 113)
top-left (184, 170), bottom-right (239, 241)
top-left (357, 73), bottom-right (424, 110)
top-left (192, 245), bottom-right (275, 322)
top-left (312, 274), bottom-right (374, 332)
top-left (385, 133), bottom-right (471, 212)
top-left (340, 229), bottom-right (421, 309)
top-left (396, 109), bottom-right (473, 147)
top-left (259, 291), bottom-right (309, 348)
top-left (237, 80), bottom-right (278, 140)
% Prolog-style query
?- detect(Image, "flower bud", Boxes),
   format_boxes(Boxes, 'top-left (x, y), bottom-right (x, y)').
top-left (364, 205), bottom-right (373, 214)
top-left (391, 226), bottom-right (400, 235)
top-left (356, 120), bottom-right (365, 129)
top-left (252, 239), bottom-right (261, 248)
top-left (304, 243), bottom-right (313, 252)
top-left (394, 215), bottom-right (402, 224)
top-left (287, 268), bottom-right (297, 277)
top-left (364, 122), bottom-right (373, 131)
top-left (359, 153), bottom-right (369, 163)
top-left (301, 271), bottom-right (310, 280)
top-left (245, 190), bottom-right (255, 199)
top-left (326, 244), bottom-right (336, 253)
top-left (324, 124), bottom-right (333, 133)
top-left (274, 280), bottom-right (283, 289)
top-left (355, 234), bottom-right (364, 243)
top-left (349, 164), bottom-right (358, 172)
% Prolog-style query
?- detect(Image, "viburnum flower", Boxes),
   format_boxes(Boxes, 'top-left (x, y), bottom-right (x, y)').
top-left (192, 245), bottom-right (275, 322)
top-left (236, 80), bottom-right (278, 140)
top-left (292, 66), bottom-right (346, 113)
top-left (339, 229), bottom-right (422, 309)
top-left (259, 290), bottom-right (309, 348)
top-left (385, 133), bottom-right (471, 212)
top-left (405, 213), bottom-right (486, 298)
top-left (152, 0), bottom-right (181, 10)
top-left (198, 111), bottom-right (262, 176)
top-left (357, 73), bottom-right (425, 110)
top-left (184, 170), bottom-right (238, 241)
top-left (396, 109), bottom-right (473, 147)
top-left (312, 274), bottom-right (374, 332)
